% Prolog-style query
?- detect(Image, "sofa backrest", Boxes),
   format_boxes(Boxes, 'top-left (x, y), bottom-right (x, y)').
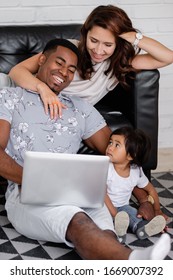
top-left (0, 25), bottom-right (81, 74)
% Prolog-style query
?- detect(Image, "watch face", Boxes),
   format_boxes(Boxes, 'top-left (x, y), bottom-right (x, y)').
top-left (136, 32), bottom-right (143, 40)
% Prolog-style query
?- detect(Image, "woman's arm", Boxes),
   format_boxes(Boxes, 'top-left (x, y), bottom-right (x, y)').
top-left (119, 31), bottom-right (173, 69)
top-left (9, 53), bottom-right (41, 89)
top-left (9, 54), bottom-right (65, 119)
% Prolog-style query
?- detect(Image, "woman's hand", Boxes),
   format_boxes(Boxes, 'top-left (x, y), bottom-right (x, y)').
top-left (118, 31), bottom-right (136, 44)
top-left (37, 83), bottom-right (67, 119)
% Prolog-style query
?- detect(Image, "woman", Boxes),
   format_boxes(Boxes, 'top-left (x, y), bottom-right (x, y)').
top-left (1, 4), bottom-right (173, 119)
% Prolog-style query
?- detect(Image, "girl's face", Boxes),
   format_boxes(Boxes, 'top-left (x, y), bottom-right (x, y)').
top-left (86, 25), bottom-right (116, 63)
top-left (106, 135), bottom-right (132, 164)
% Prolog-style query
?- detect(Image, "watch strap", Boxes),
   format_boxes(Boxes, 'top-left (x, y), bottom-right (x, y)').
top-left (133, 32), bottom-right (143, 50)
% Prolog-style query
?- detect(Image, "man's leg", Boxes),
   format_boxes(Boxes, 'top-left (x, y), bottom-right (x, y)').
top-left (5, 185), bottom-right (87, 245)
top-left (66, 212), bottom-right (171, 260)
top-left (66, 212), bottom-right (131, 260)
top-left (6, 186), bottom-right (171, 260)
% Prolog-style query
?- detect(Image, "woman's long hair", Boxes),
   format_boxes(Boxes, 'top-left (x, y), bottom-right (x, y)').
top-left (78, 5), bottom-right (140, 87)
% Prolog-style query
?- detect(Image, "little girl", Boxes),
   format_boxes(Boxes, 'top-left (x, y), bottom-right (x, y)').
top-left (105, 126), bottom-right (168, 243)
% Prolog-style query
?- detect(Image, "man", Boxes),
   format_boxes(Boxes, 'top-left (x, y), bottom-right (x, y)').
top-left (0, 39), bottom-right (170, 260)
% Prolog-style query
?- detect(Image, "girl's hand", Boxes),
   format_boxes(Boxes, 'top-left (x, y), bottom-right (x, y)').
top-left (37, 83), bottom-right (67, 119)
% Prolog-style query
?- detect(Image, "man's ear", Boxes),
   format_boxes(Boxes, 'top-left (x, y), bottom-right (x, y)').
top-left (38, 54), bottom-right (47, 66)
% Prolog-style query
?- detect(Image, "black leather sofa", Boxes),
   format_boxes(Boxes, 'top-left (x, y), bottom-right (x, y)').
top-left (0, 24), bottom-right (160, 179)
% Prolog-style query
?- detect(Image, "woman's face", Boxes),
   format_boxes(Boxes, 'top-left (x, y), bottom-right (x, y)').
top-left (86, 25), bottom-right (116, 63)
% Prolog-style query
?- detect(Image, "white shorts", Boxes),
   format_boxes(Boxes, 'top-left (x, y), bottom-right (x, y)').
top-left (5, 184), bottom-right (115, 247)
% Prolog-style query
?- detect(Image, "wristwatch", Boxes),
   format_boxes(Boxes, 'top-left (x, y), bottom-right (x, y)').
top-left (133, 32), bottom-right (143, 49)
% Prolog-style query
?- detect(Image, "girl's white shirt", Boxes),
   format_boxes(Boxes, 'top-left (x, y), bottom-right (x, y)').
top-left (62, 39), bottom-right (118, 105)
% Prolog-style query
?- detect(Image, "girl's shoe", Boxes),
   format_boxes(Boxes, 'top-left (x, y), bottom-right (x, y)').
top-left (114, 211), bottom-right (130, 244)
top-left (136, 215), bottom-right (166, 240)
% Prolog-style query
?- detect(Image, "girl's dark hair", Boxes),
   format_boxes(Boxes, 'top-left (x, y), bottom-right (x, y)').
top-left (111, 126), bottom-right (151, 166)
top-left (78, 5), bottom-right (140, 87)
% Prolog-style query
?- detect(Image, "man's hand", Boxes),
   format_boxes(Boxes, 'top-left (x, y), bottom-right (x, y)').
top-left (133, 187), bottom-right (155, 220)
top-left (137, 201), bottom-right (155, 220)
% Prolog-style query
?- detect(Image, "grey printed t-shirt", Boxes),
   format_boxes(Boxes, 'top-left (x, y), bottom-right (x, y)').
top-left (0, 87), bottom-right (106, 167)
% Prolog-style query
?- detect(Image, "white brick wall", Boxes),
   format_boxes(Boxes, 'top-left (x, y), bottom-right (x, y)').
top-left (0, 0), bottom-right (173, 148)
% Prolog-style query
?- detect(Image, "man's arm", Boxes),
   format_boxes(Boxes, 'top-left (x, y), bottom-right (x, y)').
top-left (0, 119), bottom-right (23, 184)
top-left (84, 125), bottom-right (112, 154)
top-left (143, 182), bottom-right (168, 220)
top-left (133, 187), bottom-right (149, 204)
top-left (133, 186), bottom-right (155, 220)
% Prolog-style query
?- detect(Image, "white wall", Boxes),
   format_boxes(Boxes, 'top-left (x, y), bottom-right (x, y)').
top-left (0, 0), bottom-right (173, 148)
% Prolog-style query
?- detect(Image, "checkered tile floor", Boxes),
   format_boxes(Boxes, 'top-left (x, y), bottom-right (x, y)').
top-left (0, 172), bottom-right (173, 260)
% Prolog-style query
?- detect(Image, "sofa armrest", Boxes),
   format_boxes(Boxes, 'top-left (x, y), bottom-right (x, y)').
top-left (94, 69), bottom-right (160, 177)
top-left (133, 70), bottom-right (160, 171)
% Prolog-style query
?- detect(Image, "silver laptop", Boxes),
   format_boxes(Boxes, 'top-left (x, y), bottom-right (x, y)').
top-left (21, 151), bottom-right (109, 208)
